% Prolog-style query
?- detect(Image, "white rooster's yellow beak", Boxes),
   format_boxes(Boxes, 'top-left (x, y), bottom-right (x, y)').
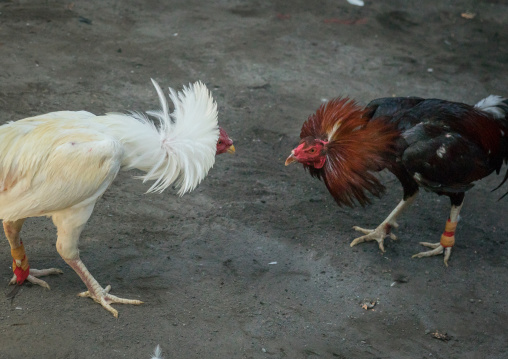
top-left (285, 152), bottom-right (297, 166)
top-left (227, 144), bottom-right (236, 154)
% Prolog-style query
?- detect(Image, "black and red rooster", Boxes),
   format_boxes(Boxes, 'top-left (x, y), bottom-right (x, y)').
top-left (286, 94), bottom-right (508, 265)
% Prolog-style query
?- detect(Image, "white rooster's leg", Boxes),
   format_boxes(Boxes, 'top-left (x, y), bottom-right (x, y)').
top-left (350, 193), bottom-right (417, 252)
top-left (412, 201), bottom-right (464, 266)
top-left (64, 258), bottom-right (143, 318)
top-left (53, 204), bottom-right (143, 318)
top-left (3, 218), bottom-right (62, 288)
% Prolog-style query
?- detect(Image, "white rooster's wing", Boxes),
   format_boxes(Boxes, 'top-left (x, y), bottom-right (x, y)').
top-left (0, 115), bottom-right (124, 221)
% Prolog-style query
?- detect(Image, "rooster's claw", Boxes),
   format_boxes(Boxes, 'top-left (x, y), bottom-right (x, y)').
top-left (412, 242), bottom-right (452, 266)
top-left (78, 284), bottom-right (143, 318)
top-left (350, 224), bottom-right (398, 252)
top-left (9, 268), bottom-right (63, 289)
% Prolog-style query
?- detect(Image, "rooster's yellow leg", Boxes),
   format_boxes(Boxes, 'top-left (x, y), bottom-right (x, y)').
top-left (412, 202), bottom-right (463, 266)
top-left (53, 205), bottom-right (142, 318)
top-left (350, 194), bottom-right (417, 252)
top-left (4, 219), bottom-right (62, 289)
top-left (65, 258), bottom-right (143, 318)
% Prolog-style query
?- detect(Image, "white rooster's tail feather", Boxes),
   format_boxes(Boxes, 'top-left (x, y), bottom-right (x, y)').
top-left (131, 79), bottom-right (219, 195)
top-left (475, 95), bottom-right (508, 119)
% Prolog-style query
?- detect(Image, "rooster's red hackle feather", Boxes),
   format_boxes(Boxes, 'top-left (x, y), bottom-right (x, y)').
top-left (300, 98), bottom-right (400, 207)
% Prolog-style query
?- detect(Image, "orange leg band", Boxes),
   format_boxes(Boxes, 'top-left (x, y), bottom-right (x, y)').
top-left (440, 220), bottom-right (458, 248)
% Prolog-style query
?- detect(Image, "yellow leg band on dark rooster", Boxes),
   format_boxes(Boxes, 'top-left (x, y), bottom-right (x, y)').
top-left (440, 220), bottom-right (458, 248)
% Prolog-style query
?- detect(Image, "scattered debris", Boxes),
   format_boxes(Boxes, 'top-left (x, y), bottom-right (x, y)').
top-left (391, 274), bottom-right (409, 286)
top-left (248, 83), bottom-right (271, 90)
top-left (276, 14), bottom-right (291, 20)
top-left (361, 300), bottom-right (377, 310)
top-left (78, 16), bottom-right (92, 24)
top-left (431, 331), bottom-right (452, 341)
top-left (393, 274), bottom-right (409, 283)
top-left (461, 12), bottom-right (476, 19)
top-left (324, 18), bottom-right (368, 25)
top-left (268, 261), bottom-right (278, 265)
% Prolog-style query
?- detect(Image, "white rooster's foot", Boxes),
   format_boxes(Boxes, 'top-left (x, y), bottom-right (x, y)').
top-left (350, 222), bottom-right (398, 252)
top-left (9, 268), bottom-right (63, 289)
top-left (65, 258), bottom-right (143, 318)
top-left (78, 285), bottom-right (143, 318)
top-left (412, 242), bottom-right (452, 267)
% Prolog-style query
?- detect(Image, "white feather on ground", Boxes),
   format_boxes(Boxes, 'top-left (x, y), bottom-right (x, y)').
top-left (347, 0), bottom-right (364, 6)
top-left (151, 345), bottom-right (163, 359)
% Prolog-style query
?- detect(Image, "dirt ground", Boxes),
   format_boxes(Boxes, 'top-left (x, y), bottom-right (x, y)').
top-left (0, 0), bottom-right (508, 358)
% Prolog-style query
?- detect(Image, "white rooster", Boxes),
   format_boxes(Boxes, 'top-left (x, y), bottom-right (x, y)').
top-left (1, 79), bottom-right (234, 317)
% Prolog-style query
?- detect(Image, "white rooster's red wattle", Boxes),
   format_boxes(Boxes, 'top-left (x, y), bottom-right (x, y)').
top-left (0, 79), bottom-right (234, 317)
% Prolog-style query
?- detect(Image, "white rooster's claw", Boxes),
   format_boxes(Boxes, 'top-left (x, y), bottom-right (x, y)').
top-left (9, 268), bottom-right (63, 289)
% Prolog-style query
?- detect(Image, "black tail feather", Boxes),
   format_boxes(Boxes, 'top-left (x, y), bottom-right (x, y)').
top-left (493, 167), bottom-right (508, 200)
top-left (498, 191), bottom-right (508, 201)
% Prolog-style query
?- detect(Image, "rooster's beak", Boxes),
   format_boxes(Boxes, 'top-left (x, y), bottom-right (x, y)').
top-left (285, 152), bottom-right (297, 166)
top-left (227, 144), bottom-right (236, 154)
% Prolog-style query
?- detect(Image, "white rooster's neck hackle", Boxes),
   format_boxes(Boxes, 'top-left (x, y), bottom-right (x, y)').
top-left (107, 79), bottom-right (219, 195)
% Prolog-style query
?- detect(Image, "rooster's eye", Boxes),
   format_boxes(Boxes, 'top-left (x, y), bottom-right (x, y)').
top-left (218, 140), bottom-right (223, 145)
top-left (308, 148), bottom-right (316, 154)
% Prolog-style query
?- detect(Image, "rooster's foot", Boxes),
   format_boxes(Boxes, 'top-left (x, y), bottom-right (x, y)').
top-left (78, 285), bottom-right (143, 318)
top-left (412, 242), bottom-right (452, 266)
top-left (9, 268), bottom-right (63, 289)
top-left (350, 223), bottom-right (398, 252)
